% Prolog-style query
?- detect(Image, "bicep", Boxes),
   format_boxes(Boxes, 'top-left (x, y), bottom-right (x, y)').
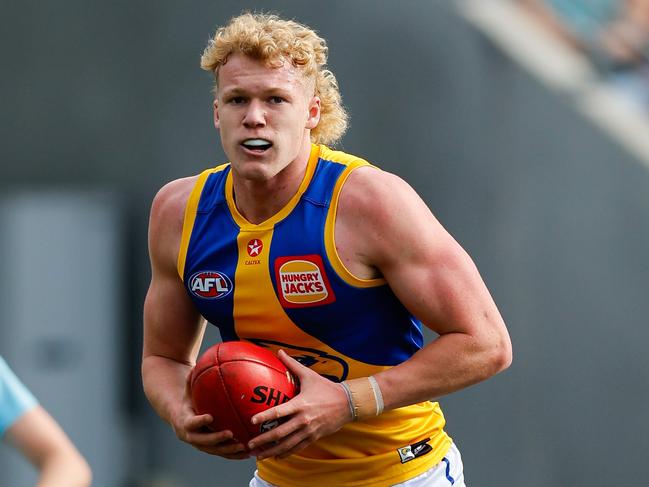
top-left (143, 179), bottom-right (205, 364)
top-left (385, 231), bottom-right (499, 337)
top-left (143, 271), bottom-right (206, 364)
top-left (351, 171), bottom-right (503, 337)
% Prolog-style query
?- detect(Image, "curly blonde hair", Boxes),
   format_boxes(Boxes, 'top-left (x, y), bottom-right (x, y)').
top-left (200, 12), bottom-right (348, 146)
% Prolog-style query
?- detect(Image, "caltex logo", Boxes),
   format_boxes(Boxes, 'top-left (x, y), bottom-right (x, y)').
top-left (247, 239), bottom-right (263, 257)
top-left (189, 271), bottom-right (233, 299)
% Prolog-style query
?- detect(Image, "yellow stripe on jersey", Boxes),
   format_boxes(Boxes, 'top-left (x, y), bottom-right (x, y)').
top-left (232, 228), bottom-right (385, 382)
top-left (225, 146), bottom-right (321, 230)
top-left (321, 146), bottom-right (387, 287)
top-left (177, 165), bottom-right (228, 278)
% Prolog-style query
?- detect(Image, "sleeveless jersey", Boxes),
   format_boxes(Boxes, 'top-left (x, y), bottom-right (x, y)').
top-left (178, 144), bottom-right (452, 487)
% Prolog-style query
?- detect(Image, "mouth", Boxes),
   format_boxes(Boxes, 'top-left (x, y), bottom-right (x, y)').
top-left (241, 138), bottom-right (273, 153)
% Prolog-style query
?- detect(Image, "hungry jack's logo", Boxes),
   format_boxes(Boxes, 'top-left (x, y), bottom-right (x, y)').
top-left (274, 255), bottom-right (335, 308)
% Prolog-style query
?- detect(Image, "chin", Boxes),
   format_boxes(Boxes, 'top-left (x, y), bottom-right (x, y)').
top-left (232, 161), bottom-right (277, 182)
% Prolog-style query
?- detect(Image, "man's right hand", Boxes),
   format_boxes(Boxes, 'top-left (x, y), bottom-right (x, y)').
top-left (170, 394), bottom-right (250, 460)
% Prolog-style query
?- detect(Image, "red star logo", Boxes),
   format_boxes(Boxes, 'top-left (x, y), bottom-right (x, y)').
top-left (247, 239), bottom-right (263, 257)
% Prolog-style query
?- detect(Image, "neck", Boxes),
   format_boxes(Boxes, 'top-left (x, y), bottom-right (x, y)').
top-left (232, 142), bottom-right (313, 224)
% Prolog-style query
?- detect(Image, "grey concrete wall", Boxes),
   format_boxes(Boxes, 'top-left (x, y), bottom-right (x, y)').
top-left (2, 1), bottom-right (648, 485)
top-left (0, 191), bottom-right (128, 486)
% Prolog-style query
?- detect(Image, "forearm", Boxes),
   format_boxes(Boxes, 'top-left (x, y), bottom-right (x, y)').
top-left (7, 407), bottom-right (92, 487)
top-left (142, 354), bottom-right (193, 425)
top-left (37, 450), bottom-right (91, 487)
top-left (375, 330), bottom-right (511, 411)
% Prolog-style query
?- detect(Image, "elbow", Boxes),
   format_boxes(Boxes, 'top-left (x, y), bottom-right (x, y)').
top-left (67, 454), bottom-right (92, 487)
top-left (473, 329), bottom-right (512, 381)
top-left (489, 332), bottom-right (513, 376)
top-left (79, 458), bottom-right (93, 487)
top-left (41, 451), bottom-right (92, 487)
top-left (63, 446), bottom-right (93, 487)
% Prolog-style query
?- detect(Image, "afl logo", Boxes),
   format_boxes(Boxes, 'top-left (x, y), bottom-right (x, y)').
top-left (189, 271), bottom-right (233, 299)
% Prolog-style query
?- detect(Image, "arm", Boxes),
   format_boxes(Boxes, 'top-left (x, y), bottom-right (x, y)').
top-left (598, 0), bottom-right (649, 64)
top-left (5, 406), bottom-right (91, 487)
top-left (142, 177), bottom-right (247, 459)
top-left (518, 0), bottom-right (585, 50)
top-left (344, 168), bottom-right (512, 409)
top-left (248, 166), bottom-right (511, 457)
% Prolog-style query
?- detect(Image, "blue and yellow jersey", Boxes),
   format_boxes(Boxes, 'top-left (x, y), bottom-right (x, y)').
top-left (178, 144), bottom-right (451, 486)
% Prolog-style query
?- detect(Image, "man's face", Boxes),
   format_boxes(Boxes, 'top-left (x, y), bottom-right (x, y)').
top-left (214, 53), bottom-right (320, 181)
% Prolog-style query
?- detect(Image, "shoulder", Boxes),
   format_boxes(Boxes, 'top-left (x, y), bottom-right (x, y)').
top-left (148, 175), bottom-right (203, 243)
top-left (336, 164), bottom-right (460, 271)
top-left (319, 145), bottom-right (368, 167)
top-left (150, 176), bottom-right (199, 223)
top-left (148, 175), bottom-right (200, 268)
top-left (149, 164), bottom-right (230, 227)
top-left (338, 165), bottom-right (430, 231)
top-left (334, 164), bottom-right (440, 270)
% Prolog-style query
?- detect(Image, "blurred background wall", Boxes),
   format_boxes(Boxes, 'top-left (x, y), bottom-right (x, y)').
top-left (1, 1), bottom-right (648, 486)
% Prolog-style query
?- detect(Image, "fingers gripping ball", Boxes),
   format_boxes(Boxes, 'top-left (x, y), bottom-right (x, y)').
top-left (190, 341), bottom-right (299, 448)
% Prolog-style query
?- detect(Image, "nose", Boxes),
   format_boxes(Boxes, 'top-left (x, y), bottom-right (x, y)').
top-left (242, 100), bottom-right (266, 128)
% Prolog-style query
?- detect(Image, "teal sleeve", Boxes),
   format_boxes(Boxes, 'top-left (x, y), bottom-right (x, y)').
top-left (0, 357), bottom-right (38, 437)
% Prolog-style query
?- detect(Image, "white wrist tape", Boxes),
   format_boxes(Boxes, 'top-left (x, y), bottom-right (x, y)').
top-left (338, 381), bottom-right (356, 420)
top-left (368, 375), bottom-right (384, 415)
top-left (341, 376), bottom-right (384, 420)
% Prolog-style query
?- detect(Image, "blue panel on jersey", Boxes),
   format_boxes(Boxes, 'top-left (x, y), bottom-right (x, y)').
top-left (184, 168), bottom-right (238, 342)
top-left (197, 167), bottom-right (228, 212)
top-left (301, 156), bottom-right (345, 206)
top-left (269, 158), bottom-right (424, 366)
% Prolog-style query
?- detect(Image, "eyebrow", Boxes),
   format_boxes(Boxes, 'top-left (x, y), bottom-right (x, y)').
top-left (221, 87), bottom-right (245, 96)
top-left (220, 86), bottom-right (295, 99)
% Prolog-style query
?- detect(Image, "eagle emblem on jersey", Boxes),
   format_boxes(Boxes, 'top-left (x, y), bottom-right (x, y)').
top-left (274, 254), bottom-right (336, 308)
top-left (247, 338), bottom-right (349, 382)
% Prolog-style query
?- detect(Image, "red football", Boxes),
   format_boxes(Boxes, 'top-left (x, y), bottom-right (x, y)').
top-left (190, 341), bottom-right (299, 447)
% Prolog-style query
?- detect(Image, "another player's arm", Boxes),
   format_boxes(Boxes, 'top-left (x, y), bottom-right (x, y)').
top-left (5, 406), bottom-right (92, 487)
top-left (344, 167), bottom-right (513, 409)
top-left (142, 178), bottom-right (247, 458)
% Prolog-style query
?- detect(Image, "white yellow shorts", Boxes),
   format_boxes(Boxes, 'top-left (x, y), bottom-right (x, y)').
top-left (249, 442), bottom-right (466, 487)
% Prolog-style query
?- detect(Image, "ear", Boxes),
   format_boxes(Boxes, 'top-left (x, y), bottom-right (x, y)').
top-left (305, 96), bottom-right (321, 130)
top-left (213, 99), bottom-right (220, 129)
